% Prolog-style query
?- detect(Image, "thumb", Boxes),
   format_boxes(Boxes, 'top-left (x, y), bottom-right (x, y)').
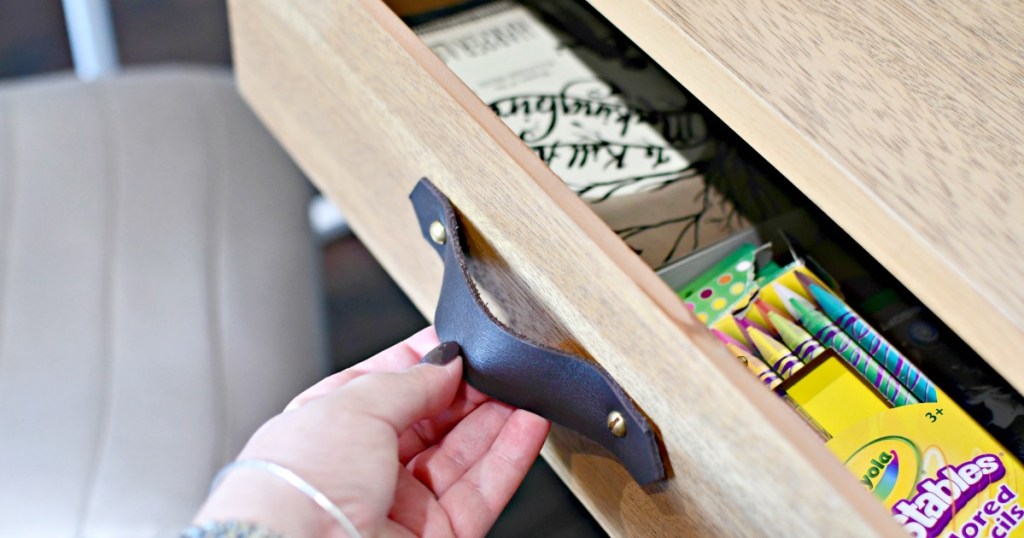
top-left (327, 343), bottom-right (464, 433)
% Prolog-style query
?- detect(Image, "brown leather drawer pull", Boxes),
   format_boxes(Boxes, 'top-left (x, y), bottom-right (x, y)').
top-left (410, 179), bottom-right (665, 484)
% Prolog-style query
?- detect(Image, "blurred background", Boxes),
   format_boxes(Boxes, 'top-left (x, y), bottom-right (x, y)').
top-left (0, 1), bottom-right (603, 535)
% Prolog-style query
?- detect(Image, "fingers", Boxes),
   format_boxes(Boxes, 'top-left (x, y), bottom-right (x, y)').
top-left (386, 467), bottom-right (455, 537)
top-left (327, 356), bottom-right (465, 434)
top-left (286, 326), bottom-right (441, 411)
top-left (406, 401), bottom-right (515, 494)
top-left (400, 406), bottom-right (549, 538)
top-left (439, 410), bottom-right (550, 538)
top-left (397, 381), bottom-right (491, 464)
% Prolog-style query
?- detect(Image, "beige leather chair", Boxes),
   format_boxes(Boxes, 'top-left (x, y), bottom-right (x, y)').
top-left (0, 67), bottom-right (324, 537)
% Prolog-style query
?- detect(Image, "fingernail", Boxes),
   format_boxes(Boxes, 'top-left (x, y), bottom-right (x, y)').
top-left (421, 341), bottom-right (461, 365)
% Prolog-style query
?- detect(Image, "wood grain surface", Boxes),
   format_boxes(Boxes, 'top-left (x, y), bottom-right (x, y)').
top-left (587, 0), bottom-right (1024, 395)
top-left (228, 0), bottom-right (902, 535)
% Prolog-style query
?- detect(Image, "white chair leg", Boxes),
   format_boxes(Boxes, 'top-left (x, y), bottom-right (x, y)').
top-left (308, 194), bottom-right (351, 244)
top-left (62, 0), bottom-right (119, 80)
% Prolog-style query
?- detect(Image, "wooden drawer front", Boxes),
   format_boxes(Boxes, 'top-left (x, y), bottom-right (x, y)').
top-left (587, 0), bottom-right (1024, 396)
top-left (228, 0), bottom-right (899, 535)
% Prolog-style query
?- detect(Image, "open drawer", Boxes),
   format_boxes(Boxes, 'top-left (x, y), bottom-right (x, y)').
top-left (227, 0), bottom-right (1024, 535)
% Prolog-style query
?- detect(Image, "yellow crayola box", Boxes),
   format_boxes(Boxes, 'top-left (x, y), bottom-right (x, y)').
top-left (671, 239), bottom-right (1024, 537)
top-left (828, 392), bottom-right (1024, 538)
top-left (778, 351), bottom-right (892, 437)
top-left (763, 263), bottom-right (1024, 537)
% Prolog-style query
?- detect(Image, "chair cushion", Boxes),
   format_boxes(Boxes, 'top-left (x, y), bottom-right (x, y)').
top-left (0, 67), bottom-right (323, 537)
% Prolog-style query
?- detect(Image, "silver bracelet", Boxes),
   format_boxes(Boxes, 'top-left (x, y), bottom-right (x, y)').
top-left (212, 460), bottom-right (362, 538)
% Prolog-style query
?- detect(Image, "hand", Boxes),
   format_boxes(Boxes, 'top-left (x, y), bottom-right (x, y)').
top-left (192, 327), bottom-right (550, 538)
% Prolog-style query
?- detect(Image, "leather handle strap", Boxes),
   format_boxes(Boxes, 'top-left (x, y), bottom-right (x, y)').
top-left (410, 179), bottom-right (665, 484)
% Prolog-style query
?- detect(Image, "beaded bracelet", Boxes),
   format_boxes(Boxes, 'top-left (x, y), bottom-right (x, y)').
top-left (180, 520), bottom-right (283, 538)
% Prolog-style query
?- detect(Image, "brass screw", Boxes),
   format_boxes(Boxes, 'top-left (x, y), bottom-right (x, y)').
top-left (607, 411), bottom-right (627, 438)
top-left (429, 220), bottom-right (447, 245)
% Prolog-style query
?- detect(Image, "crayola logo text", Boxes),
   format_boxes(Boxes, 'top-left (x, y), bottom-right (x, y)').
top-left (845, 436), bottom-right (920, 503)
top-left (861, 450), bottom-right (895, 490)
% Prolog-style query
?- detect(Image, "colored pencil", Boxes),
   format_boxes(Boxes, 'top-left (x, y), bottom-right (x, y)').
top-left (766, 310), bottom-right (825, 363)
top-left (712, 329), bottom-right (782, 389)
top-left (801, 277), bottom-right (938, 403)
top-left (744, 324), bottom-right (805, 379)
top-left (786, 290), bottom-right (919, 406)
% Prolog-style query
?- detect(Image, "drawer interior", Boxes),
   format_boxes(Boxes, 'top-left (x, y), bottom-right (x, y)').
top-left (383, 0), bottom-right (1024, 526)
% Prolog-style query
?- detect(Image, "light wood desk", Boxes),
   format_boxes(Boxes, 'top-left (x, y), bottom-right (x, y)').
top-left (227, 0), bottom-right (1023, 535)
